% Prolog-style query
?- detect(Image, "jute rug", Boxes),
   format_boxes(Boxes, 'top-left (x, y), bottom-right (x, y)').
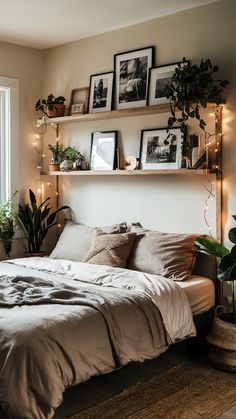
top-left (70, 364), bottom-right (236, 419)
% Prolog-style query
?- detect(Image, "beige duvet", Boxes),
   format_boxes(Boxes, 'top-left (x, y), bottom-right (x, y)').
top-left (0, 258), bottom-right (196, 419)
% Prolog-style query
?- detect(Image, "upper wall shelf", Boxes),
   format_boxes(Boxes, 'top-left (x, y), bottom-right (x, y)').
top-left (45, 103), bottom-right (217, 125)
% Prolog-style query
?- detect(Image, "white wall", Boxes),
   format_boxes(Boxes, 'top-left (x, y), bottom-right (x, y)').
top-left (0, 41), bottom-right (43, 259)
top-left (42, 0), bottom-right (235, 249)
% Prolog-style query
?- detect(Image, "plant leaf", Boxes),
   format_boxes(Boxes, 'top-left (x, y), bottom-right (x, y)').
top-left (195, 237), bottom-right (230, 258)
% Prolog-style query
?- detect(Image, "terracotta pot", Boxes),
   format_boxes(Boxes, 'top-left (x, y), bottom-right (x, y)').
top-left (24, 251), bottom-right (45, 257)
top-left (48, 163), bottom-right (60, 172)
top-left (47, 104), bottom-right (65, 118)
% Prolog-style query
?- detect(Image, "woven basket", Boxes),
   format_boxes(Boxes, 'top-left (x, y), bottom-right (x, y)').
top-left (206, 306), bottom-right (236, 372)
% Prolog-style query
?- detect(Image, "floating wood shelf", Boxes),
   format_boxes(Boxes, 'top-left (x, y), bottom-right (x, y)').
top-left (45, 103), bottom-right (217, 125)
top-left (41, 169), bottom-right (214, 177)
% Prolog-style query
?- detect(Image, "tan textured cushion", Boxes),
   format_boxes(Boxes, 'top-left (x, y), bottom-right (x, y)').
top-left (50, 220), bottom-right (127, 262)
top-left (84, 229), bottom-right (136, 268)
top-left (128, 225), bottom-right (198, 281)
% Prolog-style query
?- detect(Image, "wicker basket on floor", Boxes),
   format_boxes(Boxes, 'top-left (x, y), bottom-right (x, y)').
top-left (206, 306), bottom-right (236, 372)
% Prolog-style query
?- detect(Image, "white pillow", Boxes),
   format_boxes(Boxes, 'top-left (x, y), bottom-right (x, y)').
top-left (50, 220), bottom-right (127, 262)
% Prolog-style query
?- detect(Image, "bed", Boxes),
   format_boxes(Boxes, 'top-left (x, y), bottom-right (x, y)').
top-left (0, 224), bottom-right (215, 419)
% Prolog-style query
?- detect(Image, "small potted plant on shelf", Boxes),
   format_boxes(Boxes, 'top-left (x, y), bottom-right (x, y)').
top-left (18, 189), bottom-right (69, 256)
top-left (163, 57), bottom-right (229, 131)
top-left (48, 143), bottom-right (64, 171)
top-left (195, 216), bottom-right (236, 372)
top-left (35, 94), bottom-right (66, 118)
top-left (0, 193), bottom-right (17, 258)
top-left (60, 146), bottom-right (79, 172)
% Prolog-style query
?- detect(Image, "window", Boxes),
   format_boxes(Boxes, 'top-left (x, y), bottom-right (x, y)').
top-left (0, 76), bottom-right (19, 204)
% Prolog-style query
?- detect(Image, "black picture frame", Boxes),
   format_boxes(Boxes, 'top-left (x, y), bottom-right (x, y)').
top-left (88, 71), bottom-right (114, 114)
top-left (147, 60), bottom-right (190, 106)
top-left (114, 46), bottom-right (155, 110)
top-left (90, 131), bottom-right (118, 170)
top-left (139, 127), bottom-right (186, 170)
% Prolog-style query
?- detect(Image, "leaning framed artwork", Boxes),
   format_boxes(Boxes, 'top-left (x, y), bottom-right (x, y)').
top-left (148, 61), bottom-right (190, 106)
top-left (69, 87), bottom-right (89, 115)
top-left (139, 127), bottom-right (185, 170)
top-left (114, 46), bottom-right (155, 109)
top-left (90, 131), bottom-right (118, 170)
top-left (88, 72), bottom-right (114, 113)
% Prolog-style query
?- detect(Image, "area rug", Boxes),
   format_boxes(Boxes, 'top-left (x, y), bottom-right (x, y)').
top-left (70, 364), bottom-right (236, 419)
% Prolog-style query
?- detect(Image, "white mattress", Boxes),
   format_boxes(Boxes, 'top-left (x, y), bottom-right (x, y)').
top-left (178, 275), bottom-right (215, 315)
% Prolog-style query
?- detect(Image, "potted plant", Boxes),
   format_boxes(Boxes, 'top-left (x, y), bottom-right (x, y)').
top-left (0, 193), bottom-right (17, 258)
top-left (35, 94), bottom-right (66, 118)
top-left (48, 143), bottom-right (64, 171)
top-left (195, 217), bottom-right (236, 371)
top-left (60, 146), bottom-right (79, 172)
top-left (163, 58), bottom-right (229, 131)
top-left (18, 189), bottom-right (69, 256)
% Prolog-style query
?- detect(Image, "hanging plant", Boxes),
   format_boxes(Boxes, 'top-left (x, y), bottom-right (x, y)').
top-left (0, 192), bottom-right (17, 257)
top-left (163, 57), bottom-right (229, 130)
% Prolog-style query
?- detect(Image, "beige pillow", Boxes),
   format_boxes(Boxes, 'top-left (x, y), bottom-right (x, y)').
top-left (84, 229), bottom-right (136, 268)
top-left (127, 225), bottom-right (198, 281)
top-left (50, 220), bottom-right (127, 262)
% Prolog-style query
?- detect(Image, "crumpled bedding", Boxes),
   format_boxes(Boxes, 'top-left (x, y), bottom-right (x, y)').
top-left (0, 257), bottom-right (196, 419)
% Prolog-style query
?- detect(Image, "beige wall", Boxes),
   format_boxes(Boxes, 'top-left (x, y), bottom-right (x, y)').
top-left (42, 0), bottom-right (235, 247)
top-left (1, 0), bottom-right (235, 259)
top-left (0, 41), bottom-right (43, 259)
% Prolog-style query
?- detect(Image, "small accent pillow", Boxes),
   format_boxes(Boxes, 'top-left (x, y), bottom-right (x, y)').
top-left (83, 229), bottom-right (136, 268)
top-left (127, 225), bottom-right (198, 281)
top-left (50, 220), bottom-right (127, 262)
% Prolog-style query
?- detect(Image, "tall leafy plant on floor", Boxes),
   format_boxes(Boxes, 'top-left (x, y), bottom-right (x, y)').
top-left (18, 189), bottom-right (69, 254)
top-left (195, 215), bottom-right (236, 323)
top-left (0, 193), bottom-right (17, 257)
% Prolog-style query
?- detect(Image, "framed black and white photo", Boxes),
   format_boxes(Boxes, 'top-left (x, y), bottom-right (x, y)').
top-left (90, 131), bottom-right (117, 170)
top-left (148, 61), bottom-right (189, 106)
top-left (88, 72), bottom-right (114, 113)
top-left (114, 46), bottom-right (154, 109)
top-left (139, 127), bottom-right (185, 170)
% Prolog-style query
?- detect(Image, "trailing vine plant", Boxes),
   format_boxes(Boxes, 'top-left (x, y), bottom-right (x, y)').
top-left (163, 57), bottom-right (229, 131)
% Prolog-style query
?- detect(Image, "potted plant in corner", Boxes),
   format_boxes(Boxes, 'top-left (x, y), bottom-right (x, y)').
top-left (163, 58), bottom-right (229, 131)
top-left (195, 217), bottom-right (236, 372)
top-left (35, 94), bottom-right (66, 118)
top-left (0, 193), bottom-right (17, 258)
top-left (48, 143), bottom-right (64, 171)
top-left (18, 189), bottom-right (69, 256)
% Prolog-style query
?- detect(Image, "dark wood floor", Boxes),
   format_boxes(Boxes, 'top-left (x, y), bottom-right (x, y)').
top-left (1, 338), bottom-right (236, 419)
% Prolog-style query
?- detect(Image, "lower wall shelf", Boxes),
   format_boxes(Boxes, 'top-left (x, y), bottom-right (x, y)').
top-left (41, 169), bottom-right (214, 176)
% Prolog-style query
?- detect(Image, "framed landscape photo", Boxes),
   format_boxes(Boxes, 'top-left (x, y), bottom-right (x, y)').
top-left (90, 131), bottom-right (117, 170)
top-left (69, 87), bottom-right (89, 115)
top-left (148, 61), bottom-right (190, 106)
top-left (114, 46), bottom-right (154, 109)
top-left (139, 127), bottom-right (184, 170)
top-left (88, 72), bottom-right (114, 113)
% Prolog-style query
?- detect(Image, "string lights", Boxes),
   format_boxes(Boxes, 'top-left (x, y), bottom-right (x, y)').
top-left (203, 105), bottom-right (223, 237)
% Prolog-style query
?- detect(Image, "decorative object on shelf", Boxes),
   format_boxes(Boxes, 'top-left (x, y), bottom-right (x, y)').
top-left (163, 57), bottom-right (229, 130)
top-left (73, 152), bottom-right (89, 171)
top-left (18, 189), bottom-right (69, 256)
top-left (120, 156), bottom-right (137, 171)
top-left (69, 87), bottom-right (89, 115)
top-left (60, 146), bottom-right (79, 172)
top-left (195, 217), bottom-right (236, 371)
top-left (114, 46), bottom-right (154, 109)
top-left (90, 131), bottom-right (117, 170)
top-left (139, 127), bottom-right (184, 170)
top-left (0, 192), bottom-right (17, 257)
top-left (148, 61), bottom-right (189, 106)
top-left (35, 94), bottom-right (66, 118)
top-left (88, 72), bottom-right (114, 113)
top-left (48, 143), bottom-right (64, 171)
